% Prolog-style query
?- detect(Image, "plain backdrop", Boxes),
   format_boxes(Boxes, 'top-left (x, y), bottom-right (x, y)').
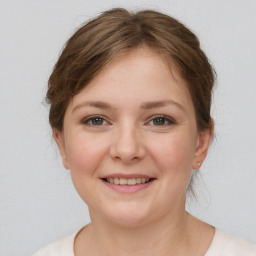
top-left (0, 0), bottom-right (256, 255)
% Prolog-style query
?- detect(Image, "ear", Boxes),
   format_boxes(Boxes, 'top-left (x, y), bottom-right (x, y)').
top-left (192, 119), bottom-right (214, 170)
top-left (53, 129), bottom-right (70, 170)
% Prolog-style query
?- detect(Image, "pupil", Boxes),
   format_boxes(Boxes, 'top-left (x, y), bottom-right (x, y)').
top-left (92, 118), bottom-right (103, 125)
top-left (154, 118), bottom-right (165, 125)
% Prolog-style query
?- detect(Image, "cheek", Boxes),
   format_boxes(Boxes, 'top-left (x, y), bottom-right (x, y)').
top-left (65, 133), bottom-right (109, 176)
top-left (64, 133), bottom-right (110, 205)
top-left (148, 131), bottom-right (196, 174)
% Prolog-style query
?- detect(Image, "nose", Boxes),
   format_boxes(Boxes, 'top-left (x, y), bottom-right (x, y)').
top-left (110, 122), bottom-right (146, 164)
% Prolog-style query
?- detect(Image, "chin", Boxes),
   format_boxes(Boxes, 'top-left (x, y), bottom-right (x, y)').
top-left (97, 202), bottom-right (155, 227)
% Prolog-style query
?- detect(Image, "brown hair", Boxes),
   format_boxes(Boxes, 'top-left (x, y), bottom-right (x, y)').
top-left (47, 8), bottom-right (215, 132)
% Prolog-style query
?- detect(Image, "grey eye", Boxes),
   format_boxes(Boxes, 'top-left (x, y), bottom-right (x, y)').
top-left (90, 117), bottom-right (104, 125)
top-left (148, 115), bottom-right (176, 126)
top-left (152, 117), bottom-right (166, 126)
top-left (82, 116), bottom-right (107, 126)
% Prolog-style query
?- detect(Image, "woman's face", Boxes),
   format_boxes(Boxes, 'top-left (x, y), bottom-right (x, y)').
top-left (55, 47), bottom-right (211, 226)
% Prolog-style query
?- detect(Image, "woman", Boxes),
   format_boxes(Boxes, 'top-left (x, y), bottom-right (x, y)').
top-left (33, 8), bottom-right (256, 256)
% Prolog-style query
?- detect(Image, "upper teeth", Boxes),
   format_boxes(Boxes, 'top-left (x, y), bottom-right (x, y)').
top-left (106, 177), bottom-right (150, 185)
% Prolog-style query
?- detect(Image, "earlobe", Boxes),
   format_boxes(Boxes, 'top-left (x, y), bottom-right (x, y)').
top-left (193, 119), bottom-right (214, 170)
top-left (53, 129), bottom-right (70, 170)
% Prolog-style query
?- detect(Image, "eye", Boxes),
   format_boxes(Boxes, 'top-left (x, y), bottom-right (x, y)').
top-left (148, 115), bottom-right (176, 126)
top-left (82, 116), bottom-right (108, 126)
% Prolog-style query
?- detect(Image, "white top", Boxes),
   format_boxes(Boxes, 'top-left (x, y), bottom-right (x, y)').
top-left (33, 228), bottom-right (256, 256)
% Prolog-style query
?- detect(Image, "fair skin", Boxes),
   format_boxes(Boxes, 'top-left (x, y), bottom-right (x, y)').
top-left (54, 46), bottom-right (214, 256)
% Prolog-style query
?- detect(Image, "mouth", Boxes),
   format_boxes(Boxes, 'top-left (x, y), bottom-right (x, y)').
top-left (102, 177), bottom-right (155, 186)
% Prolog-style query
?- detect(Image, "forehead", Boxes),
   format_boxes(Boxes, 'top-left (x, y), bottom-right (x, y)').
top-left (67, 46), bottom-right (193, 112)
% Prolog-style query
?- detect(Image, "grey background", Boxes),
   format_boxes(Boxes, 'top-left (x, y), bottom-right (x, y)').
top-left (0, 0), bottom-right (255, 255)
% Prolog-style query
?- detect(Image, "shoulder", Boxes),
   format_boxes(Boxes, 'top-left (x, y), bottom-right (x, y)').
top-left (206, 228), bottom-right (256, 256)
top-left (32, 229), bottom-right (79, 256)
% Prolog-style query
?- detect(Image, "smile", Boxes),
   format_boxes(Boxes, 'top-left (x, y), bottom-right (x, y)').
top-left (104, 177), bottom-right (152, 185)
top-left (101, 176), bottom-right (156, 193)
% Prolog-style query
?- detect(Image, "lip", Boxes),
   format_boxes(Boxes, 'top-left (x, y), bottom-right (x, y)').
top-left (100, 174), bottom-right (156, 193)
top-left (100, 173), bottom-right (154, 179)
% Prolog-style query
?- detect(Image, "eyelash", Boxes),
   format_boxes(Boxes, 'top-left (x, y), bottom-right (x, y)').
top-left (82, 115), bottom-right (109, 126)
top-left (81, 115), bottom-right (176, 127)
top-left (147, 115), bottom-right (176, 126)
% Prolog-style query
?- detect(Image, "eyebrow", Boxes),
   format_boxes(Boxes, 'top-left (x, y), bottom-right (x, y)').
top-left (72, 99), bottom-right (185, 113)
top-left (140, 99), bottom-right (185, 111)
top-left (72, 101), bottom-right (116, 113)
